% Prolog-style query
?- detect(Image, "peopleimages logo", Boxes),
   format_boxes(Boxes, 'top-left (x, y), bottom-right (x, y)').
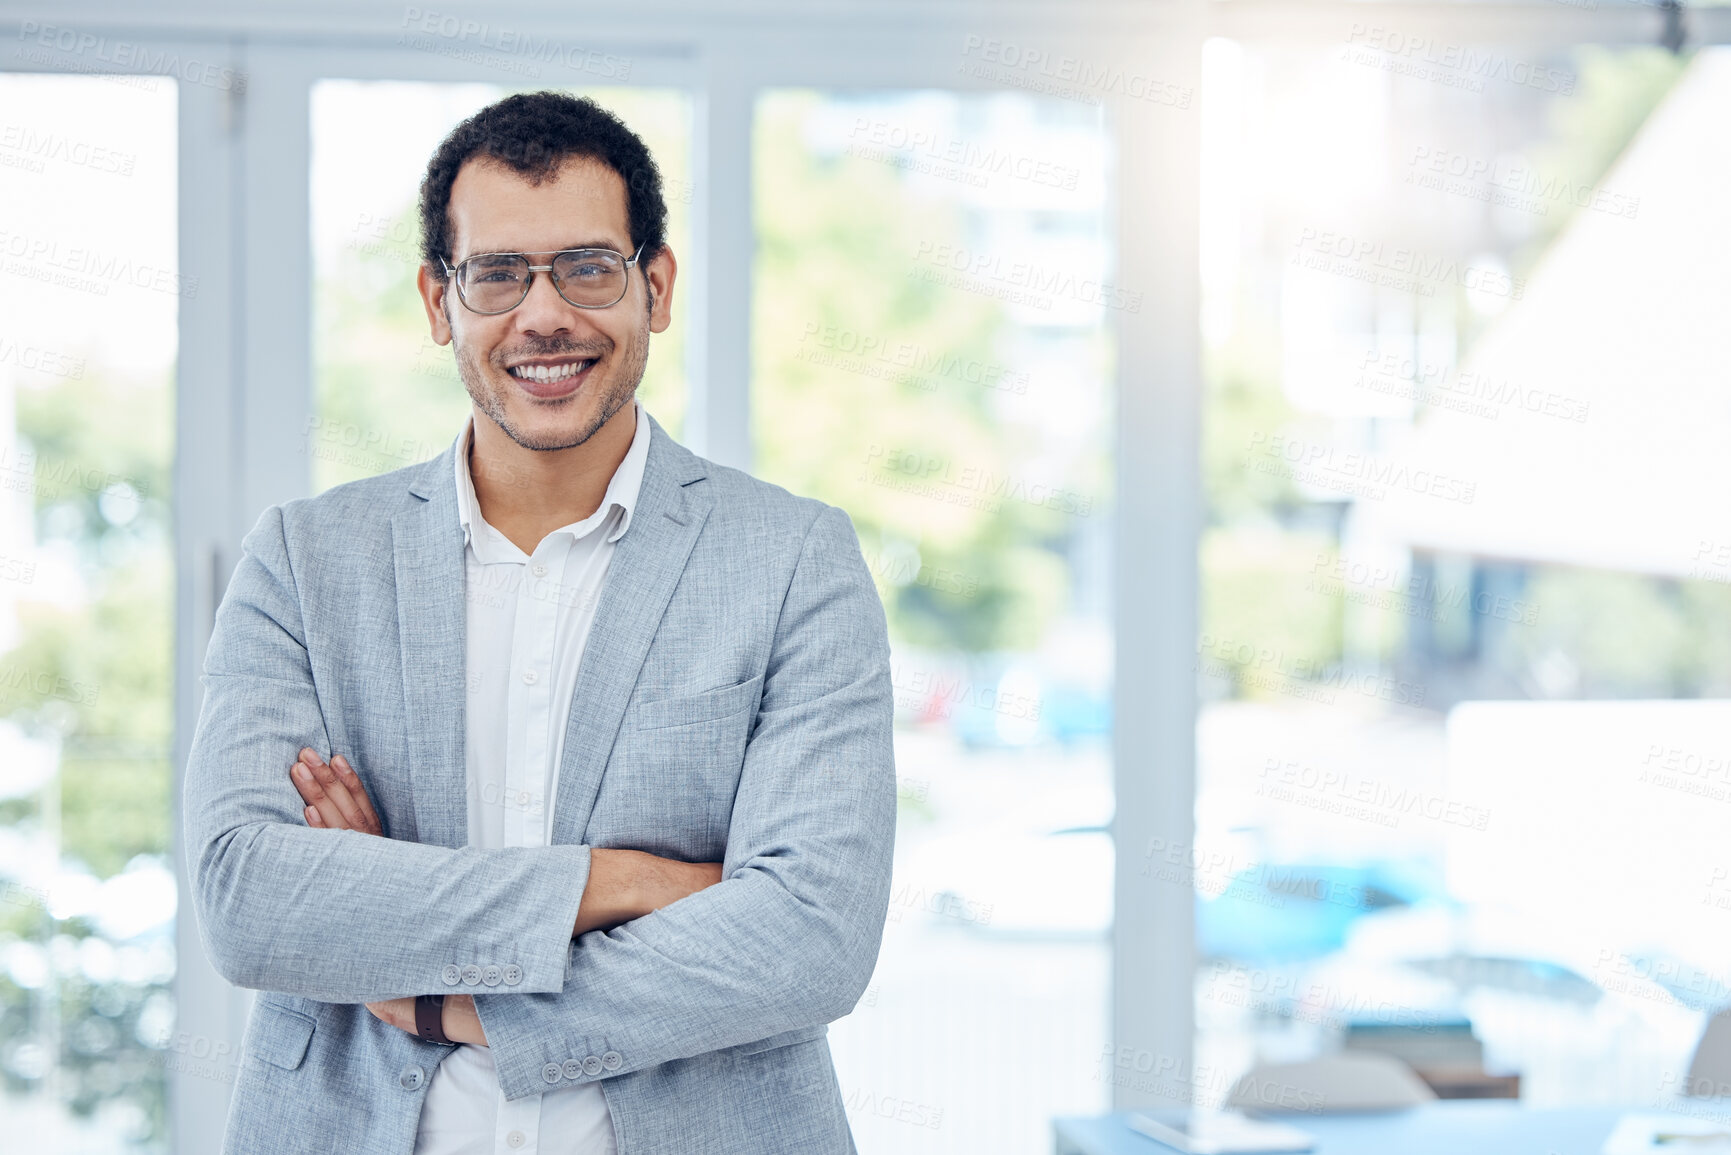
top-left (0, 664), bottom-right (100, 707)
top-left (911, 240), bottom-right (1143, 313)
top-left (799, 322), bottom-right (1029, 395)
top-left (1341, 24), bottom-right (1575, 95)
top-left (1204, 962), bottom-right (1451, 1032)
top-left (1353, 348), bottom-right (1589, 425)
top-left (1245, 430), bottom-right (1477, 506)
top-left (862, 444), bottom-right (1094, 517)
top-left (1407, 145), bottom-right (1639, 220)
top-left (0, 124), bottom-right (136, 177)
top-left (397, 7), bottom-right (632, 80)
top-left (1292, 227), bottom-right (1525, 301)
top-left (957, 35), bottom-right (1193, 109)
top-left (847, 117), bottom-right (1081, 191)
top-left (0, 229), bottom-right (196, 300)
top-left (1259, 757), bottom-right (1492, 831)
top-left (1196, 632), bottom-right (1427, 707)
top-left (1308, 550), bottom-right (1540, 627)
top-left (0, 337), bottom-right (86, 381)
top-left (14, 22), bottom-right (246, 92)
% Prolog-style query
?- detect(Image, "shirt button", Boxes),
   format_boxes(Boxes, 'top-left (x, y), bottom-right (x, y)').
top-left (399, 1065), bottom-right (425, 1091)
top-left (523, 670), bottom-right (538, 685)
top-left (601, 1050), bottom-right (622, 1071)
top-left (441, 964), bottom-right (461, 986)
top-left (482, 965), bottom-right (502, 987)
top-left (503, 965), bottom-right (523, 986)
top-left (461, 965), bottom-right (482, 986)
top-left (582, 1055), bottom-right (603, 1076)
top-left (542, 1063), bottom-right (562, 1084)
top-left (532, 564), bottom-right (547, 577)
top-left (562, 1059), bottom-right (584, 1079)
top-left (507, 1132), bottom-right (526, 1149)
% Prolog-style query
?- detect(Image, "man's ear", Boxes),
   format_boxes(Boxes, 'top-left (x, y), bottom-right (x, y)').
top-left (645, 246), bottom-right (677, 335)
top-left (418, 262), bottom-right (454, 346)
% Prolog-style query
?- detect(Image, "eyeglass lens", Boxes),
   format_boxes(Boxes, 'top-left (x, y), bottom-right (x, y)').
top-left (457, 250), bottom-right (629, 312)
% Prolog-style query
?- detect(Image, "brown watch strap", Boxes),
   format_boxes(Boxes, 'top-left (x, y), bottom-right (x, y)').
top-left (416, 994), bottom-right (452, 1045)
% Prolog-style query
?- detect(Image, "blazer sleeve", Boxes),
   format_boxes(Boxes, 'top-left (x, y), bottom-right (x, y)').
top-left (182, 503), bottom-right (590, 1003)
top-left (472, 501), bottom-right (898, 1101)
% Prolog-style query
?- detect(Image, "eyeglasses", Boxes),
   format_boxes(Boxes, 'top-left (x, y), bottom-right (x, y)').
top-left (440, 243), bottom-right (646, 314)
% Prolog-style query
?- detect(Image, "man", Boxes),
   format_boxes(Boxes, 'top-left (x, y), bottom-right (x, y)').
top-left (182, 90), bottom-right (896, 1155)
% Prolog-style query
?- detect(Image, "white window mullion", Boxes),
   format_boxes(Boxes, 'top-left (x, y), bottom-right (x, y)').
top-left (1110, 26), bottom-right (1204, 1111)
top-left (686, 43), bottom-right (755, 472)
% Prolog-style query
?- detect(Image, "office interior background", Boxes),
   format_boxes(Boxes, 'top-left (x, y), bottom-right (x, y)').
top-left (2, 0), bottom-right (1729, 1151)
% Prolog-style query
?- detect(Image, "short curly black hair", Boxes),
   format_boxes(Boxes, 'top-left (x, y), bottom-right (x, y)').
top-left (417, 90), bottom-right (668, 271)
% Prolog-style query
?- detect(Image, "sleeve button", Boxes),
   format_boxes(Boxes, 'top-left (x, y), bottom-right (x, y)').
top-left (562, 1059), bottom-right (584, 1079)
top-left (542, 1063), bottom-right (563, 1084)
top-left (502, 965), bottom-right (523, 986)
top-left (460, 965), bottom-right (482, 986)
top-left (482, 965), bottom-right (502, 987)
top-left (601, 1051), bottom-right (622, 1071)
top-left (441, 965), bottom-right (461, 986)
top-left (582, 1055), bottom-right (603, 1076)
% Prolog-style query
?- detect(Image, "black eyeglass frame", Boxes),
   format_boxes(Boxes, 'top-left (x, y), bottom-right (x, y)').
top-left (439, 242), bottom-right (648, 314)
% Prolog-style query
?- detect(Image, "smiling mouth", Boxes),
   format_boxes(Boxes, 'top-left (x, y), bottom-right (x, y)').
top-left (508, 358), bottom-right (597, 384)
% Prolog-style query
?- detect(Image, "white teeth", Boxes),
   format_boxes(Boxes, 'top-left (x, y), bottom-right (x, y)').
top-left (511, 360), bottom-right (593, 383)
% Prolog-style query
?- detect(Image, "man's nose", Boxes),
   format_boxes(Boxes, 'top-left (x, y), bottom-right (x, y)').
top-left (512, 268), bottom-right (578, 334)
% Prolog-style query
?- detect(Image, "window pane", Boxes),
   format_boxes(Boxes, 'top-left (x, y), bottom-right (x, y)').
top-left (0, 73), bottom-right (178, 1151)
top-left (309, 81), bottom-right (691, 495)
top-left (1200, 37), bottom-right (1721, 1110)
top-left (754, 89), bottom-right (1114, 1153)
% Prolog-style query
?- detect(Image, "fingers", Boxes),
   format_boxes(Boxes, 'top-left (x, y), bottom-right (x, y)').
top-left (290, 748), bottom-right (381, 835)
top-left (364, 998), bottom-right (415, 1033)
top-left (444, 994), bottom-right (487, 1047)
top-left (331, 754), bottom-right (384, 835)
top-left (292, 754), bottom-right (348, 830)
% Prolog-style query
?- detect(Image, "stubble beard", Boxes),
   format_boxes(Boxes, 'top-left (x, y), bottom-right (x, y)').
top-left (454, 318), bottom-right (649, 452)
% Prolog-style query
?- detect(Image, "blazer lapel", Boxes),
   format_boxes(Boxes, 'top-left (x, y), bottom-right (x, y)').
top-left (549, 414), bottom-right (714, 846)
top-left (393, 443), bottom-right (470, 849)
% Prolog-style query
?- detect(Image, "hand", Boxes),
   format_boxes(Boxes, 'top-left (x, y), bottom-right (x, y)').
top-left (290, 748), bottom-right (383, 835)
top-left (291, 756), bottom-right (480, 1043)
top-left (363, 993), bottom-right (488, 1047)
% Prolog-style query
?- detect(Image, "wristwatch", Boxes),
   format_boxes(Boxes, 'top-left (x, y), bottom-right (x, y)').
top-left (416, 993), bottom-right (453, 1045)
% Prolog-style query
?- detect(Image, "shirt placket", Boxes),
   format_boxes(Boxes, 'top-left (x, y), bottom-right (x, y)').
top-left (521, 540), bottom-right (567, 848)
top-left (495, 1096), bottom-right (540, 1155)
top-left (491, 538), bottom-right (569, 1155)
top-left (474, 555), bottom-right (519, 850)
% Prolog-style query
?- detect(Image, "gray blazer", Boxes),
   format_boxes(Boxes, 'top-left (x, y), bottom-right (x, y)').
top-left (182, 413), bottom-right (896, 1154)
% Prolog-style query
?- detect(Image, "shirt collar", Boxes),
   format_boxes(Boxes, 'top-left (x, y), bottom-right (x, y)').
top-left (452, 398), bottom-right (652, 558)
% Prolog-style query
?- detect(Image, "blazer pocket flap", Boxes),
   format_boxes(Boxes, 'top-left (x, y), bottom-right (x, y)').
top-left (730, 1023), bottom-right (827, 1057)
top-left (253, 1002), bottom-right (316, 1070)
top-left (632, 674), bottom-right (763, 731)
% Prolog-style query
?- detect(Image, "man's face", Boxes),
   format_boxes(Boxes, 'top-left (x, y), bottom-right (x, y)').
top-left (418, 154), bottom-right (676, 452)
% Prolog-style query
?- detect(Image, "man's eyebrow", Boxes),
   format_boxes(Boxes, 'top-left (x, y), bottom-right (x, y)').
top-left (459, 239), bottom-right (629, 259)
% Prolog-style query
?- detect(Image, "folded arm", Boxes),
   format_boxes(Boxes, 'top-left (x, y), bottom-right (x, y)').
top-left (292, 749), bottom-right (718, 941)
top-left (288, 749), bottom-right (722, 1044)
top-left (472, 503), bottom-right (898, 1101)
top-left (184, 504), bottom-right (596, 1003)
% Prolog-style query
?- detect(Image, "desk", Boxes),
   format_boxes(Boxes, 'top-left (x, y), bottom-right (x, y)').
top-left (1054, 1102), bottom-right (1631, 1155)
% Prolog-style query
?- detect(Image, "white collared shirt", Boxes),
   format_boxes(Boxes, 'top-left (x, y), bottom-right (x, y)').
top-left (413, 400), bottom-right (651, 1155)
